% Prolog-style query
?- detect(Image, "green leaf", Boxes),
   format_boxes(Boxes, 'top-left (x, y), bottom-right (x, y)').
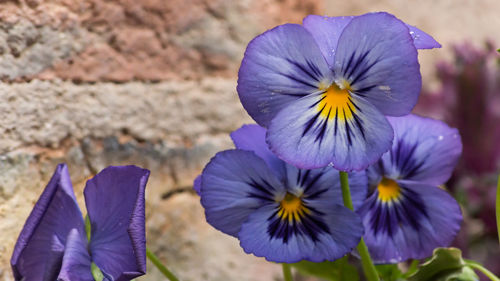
top-left (408, 248), bottom-right (478, 281)
top-left (403, 260), bottom-right (421, 278)
top-left (291, 257), bottom-right (359, 281)
top-left (450, 267), bottom-right (481, 281)
top-left (91, 262), bottom-right (104, 281)
top-left (376, 264), bottom-right (405, 281)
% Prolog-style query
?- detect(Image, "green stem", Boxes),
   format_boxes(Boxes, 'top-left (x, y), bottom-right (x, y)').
top-left (404, 259), bottom-right (420, 277)
top-left (339, 172), bottom-right (355, 210)
top-left (85, 215), bottom-right (91, 242)
top-left (91, 262), bottom-right (105, 281)
top-left (496, 174), bottom-right (500, 245)
top-left (339, 171), bottom-right (380, 281)
top-left (146, 248), bottom-right (180, 281)
top-left (466, 260), bottom-right (500, 281)
top-left (282, 263), bottom-right (293, 281)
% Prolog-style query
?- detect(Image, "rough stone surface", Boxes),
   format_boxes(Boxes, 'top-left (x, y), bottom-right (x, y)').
top-left (0, 0), bottom-right (322, 82)
top-left (0, 18), bottom-right (85, 80)
top-left (0, 79), bottom-right (251, 153)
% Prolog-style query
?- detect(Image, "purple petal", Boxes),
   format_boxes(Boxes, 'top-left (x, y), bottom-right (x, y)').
top-left (267, 93), bottom-right (393, 171)
top-left (406, 24), bottom-right (442, 49)
top-left (230, 124), bottom-right (368, 206)
top-left (358, 180), bottom-right (462, 263)
top-left (11, 163), bottom-right (85, 281)
top-left (201, 150), bottom-right (285, 237)
top-left (230, 124), bottom-right (286, 179)
top-left (302, 15), bottom-right (354, 67)
top-left (84, 166), bottom-right (150, 281)
top-left (238, 202), bottom-right (363, 263)
top-left (283, 164), bottom-right (368, 210)
top-left (57, 229), bottom-right (94, 281)
top-left (193, 175), bottom-right (202, 196)
top-left (237, 23), bottom-right (332, 127)
top-left (369, 114), bottom-right (462, 186)
top-left (302, 14), bottom-right (440, 65)
top-left (42, 235), bottom-right (65, 281)
top-left (333, 12), bottom-right (421, 116)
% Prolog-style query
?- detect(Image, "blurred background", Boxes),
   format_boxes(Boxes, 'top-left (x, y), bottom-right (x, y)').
top-left (0, 0), bottom-right (498, 280)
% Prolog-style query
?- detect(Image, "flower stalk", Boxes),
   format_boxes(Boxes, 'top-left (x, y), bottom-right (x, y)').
top-left (146, 248), bottom-right (180, 281)
top-left (282, 263), bottom-right (293, 281)
top-left (339, 171), bottom-right (380, 281)
top-left (465, 260), bottom-right (500, 281)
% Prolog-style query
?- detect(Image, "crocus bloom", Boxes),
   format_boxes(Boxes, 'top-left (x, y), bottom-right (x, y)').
top-left (11, 164), bottom-right (150, 281)
top-left (237, 12), bottom-right (441, 171)
top-left (196, 124), bottom-right (367, 263)
top-left (357, 114), bottom-right (463, 263)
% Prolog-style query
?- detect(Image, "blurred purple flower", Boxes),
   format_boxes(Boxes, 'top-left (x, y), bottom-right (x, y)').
top-left (415, 42), bottom-right (500, 174)
top-left (11, 164), bottom-right (150, 281)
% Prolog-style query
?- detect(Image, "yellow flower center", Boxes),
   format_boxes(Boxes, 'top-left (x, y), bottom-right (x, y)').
top-left (377, 177), bottom-right (402, 202)
top-left (317, 82), bottom-right (355, 120)
top-left (278, 193), bottom-right (310, 223)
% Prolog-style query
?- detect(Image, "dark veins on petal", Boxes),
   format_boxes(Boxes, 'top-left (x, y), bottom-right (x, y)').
top-left (303, 95), bottom-right (327, 137)
top-left (279, 59), bottom-right (325, 97)
top-left (299, 170), bottom-right (317, 193)
top-left (344, 110), bottom-right (353, 145)
top-left (282, 72), bottom-right (317, 89)
top-left (340, 50), bottom-right (381, 95)
top-left (366, 187), bottom-right (429, 237)
top-left (246, 177), bottom-right (277, 202)
top-left (294, 168), bottom-right (330, 199)
top-left (389, 137), bottom-right (428, 178)
top-left (266, 204), bottom-right (330, 244)
top-left (302, 97), bottom-right (366, 146)
top-left (267, 168), bottom-right (331, 244)
top-left (285, 58), bottom-right (322, 82)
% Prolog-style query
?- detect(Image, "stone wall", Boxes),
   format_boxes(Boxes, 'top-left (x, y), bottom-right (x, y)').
top-left (0, 0), bottom-right (498, 280)
top-left (0, 1), bottom-right (321, 280)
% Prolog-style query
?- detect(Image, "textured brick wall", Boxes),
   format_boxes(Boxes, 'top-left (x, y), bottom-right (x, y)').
top-left (0, 0), bottom-right (498, 280)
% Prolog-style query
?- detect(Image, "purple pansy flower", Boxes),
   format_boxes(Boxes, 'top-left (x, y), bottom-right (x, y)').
top-left (11, 164), bottom-right (150, 281)
top-left (237, 12), bottom-right (441, 172)
top-left (357, 114), bottom-right (463, 263)
top-left (197, 124), bottom-right (367, 263)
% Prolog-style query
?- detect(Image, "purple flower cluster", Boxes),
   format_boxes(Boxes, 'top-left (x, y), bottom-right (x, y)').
top-left (196, 12), bottom-right (464, 264)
